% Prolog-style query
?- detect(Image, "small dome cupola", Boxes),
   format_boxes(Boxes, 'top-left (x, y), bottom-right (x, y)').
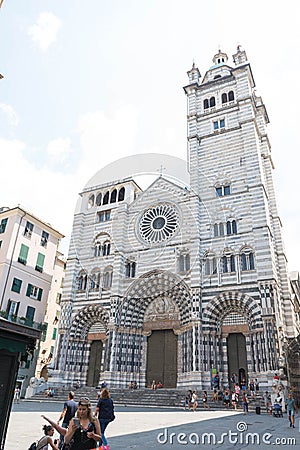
top-left (212, 49), bottom-right (228, 65)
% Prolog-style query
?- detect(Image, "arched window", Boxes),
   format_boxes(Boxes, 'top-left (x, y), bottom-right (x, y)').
top-left (240, 249), bottom-right (255, 271)
top-left (90, 270), bottom-right (101, 290)
top-left (223, 252), bottom-right (236, 273)
top-left (94, 243), bottom-right (101, 257)
top-left (249, 252), bottom-right (255, 270)
top-left (226, 221), bottom-right (232, 235)
top-left (103, 267), bottom-right (113, 289)
top-left (205, 258), bottom-right (210, 276)
top-left (125, 261), bottom-right (136, 278)
top-left (241, 253), bottom-right (247, 271)
top-left (230, 255), bottom-right (236, 272)
top-left (204, 253), bottom-right (217, 275)
top-left (216, 184), bottom-right (231, 197)
top-left (118, 187), bottom-right (125, 202)
top-left (103, 191), bottom-right (109, 205)
top-left (209, 96), bottom-right (216, 107)
top-left (77, 272), bottom-right (87, 290)
top-left (214, 223), bottom-right (219, 237)
top-left (204, 99), bottom-right (209, 109)
top-left (88, 195), bottom-right (94, 209)
top-left (102, 241), bottom-right (111, 256)
top-left (228, 91), bottom-right (235, 101)
top-left (110, 189), bottom-right (117, 203)
top-left (178, 253), bottom-right (190, 273)
top-left (90, 274), bottom-right (96, 290)
top-left (219, 223), bottom-right (224, 236)
top-left (96, 193), bottom-right (102, 206)
top-left (221, 93), bottom-right (228, 104)
top-left (223, 255), bottom-right (228, 273)
top-left (232, 220), bottom-right (237, 234)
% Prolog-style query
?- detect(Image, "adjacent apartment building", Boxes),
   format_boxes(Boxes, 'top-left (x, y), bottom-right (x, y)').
top-left (0, 206), bottom-right (64, 396)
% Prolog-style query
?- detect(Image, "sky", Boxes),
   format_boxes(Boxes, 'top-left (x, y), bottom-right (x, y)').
top-left (0, 1), bottom-right (299, 272)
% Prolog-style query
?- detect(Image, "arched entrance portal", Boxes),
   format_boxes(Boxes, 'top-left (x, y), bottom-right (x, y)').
top-left (67, 305), bottom-right (109, 386)
top-left (146, 330), bottom-right (177, 387)
top-left (144, 294), bottom-right (180, 388)
top-left (227, 333), bottom-right (247, 385)
top-left (116, 270), bottom-right (192, 388)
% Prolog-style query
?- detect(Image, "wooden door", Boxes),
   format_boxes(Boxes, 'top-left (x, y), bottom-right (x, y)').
top-left (87, 340), bottom-right (103, 387)
top-left (146, 330), bottom-right (177, 388)
top-left (227, 333), bottom-right (247, 384)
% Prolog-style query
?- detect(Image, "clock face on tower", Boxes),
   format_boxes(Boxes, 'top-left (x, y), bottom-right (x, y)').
top-left (138, 203), bottom-right (179, 244)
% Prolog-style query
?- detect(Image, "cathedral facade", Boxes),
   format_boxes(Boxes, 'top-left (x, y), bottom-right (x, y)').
top-left (54, 48), bottom-right (298, 389)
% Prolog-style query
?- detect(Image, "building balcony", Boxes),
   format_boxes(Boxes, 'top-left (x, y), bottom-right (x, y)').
top-left (0, 310), bottom-right (43, 331)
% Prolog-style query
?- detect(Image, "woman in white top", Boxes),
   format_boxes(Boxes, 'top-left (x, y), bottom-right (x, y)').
top-left (37, 425), bottom-right (59, 450)
top-left (191, 391), bottom-right (198, 412)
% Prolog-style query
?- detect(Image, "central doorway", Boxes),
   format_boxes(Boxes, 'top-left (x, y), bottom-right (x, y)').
top-left (227, 333), bottom-right (247, 385)
top-left (87, 340), bottom-right (103, 386)
top-left (146, 330), bottom-right (177, 388)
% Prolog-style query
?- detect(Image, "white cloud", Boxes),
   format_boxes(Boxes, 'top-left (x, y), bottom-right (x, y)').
top-left (0, 103), bottom-right (19, 126)
top-left (46, 137), bottom-right (73, 164)
top-left (77, 105), bottom-right (139, 177)
top-left (0, 138), bottom-right (77, 250)
top-left (28, 12), bottom-right (62, 52)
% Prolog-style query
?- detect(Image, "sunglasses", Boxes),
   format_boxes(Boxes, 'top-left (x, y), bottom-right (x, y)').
top-left (79, 397), bottom-right (90, 405)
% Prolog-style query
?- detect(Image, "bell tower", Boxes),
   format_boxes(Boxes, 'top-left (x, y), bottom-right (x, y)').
top-left (183, 47), bottom-right (297, 383)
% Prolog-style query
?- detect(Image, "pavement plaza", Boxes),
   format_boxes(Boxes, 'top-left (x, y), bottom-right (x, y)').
top-left (6, 401), bottom-right (300, 450)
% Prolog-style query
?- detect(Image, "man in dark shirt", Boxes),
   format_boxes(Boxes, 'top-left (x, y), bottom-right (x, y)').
top-left (57, 391), bottom-right (78, 449)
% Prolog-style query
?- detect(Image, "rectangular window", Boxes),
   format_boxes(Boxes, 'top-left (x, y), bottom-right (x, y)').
top-left (41, 231), bottom-right (49, 247)
top-left (18, 244), bottom-right (29, 265)
top-left (224, 185), bottom-right (231, 195)
top-left (42, 322), bottom-right (48, 342)
top-left (6, 299), bottom-right (19, 317)
top-left (97, 210), bottom-right (111, 222)
top-left (26, 283), bottom-right (43, 301)
top-left (26, 305), bottom-right (35, 324)
top-left (35, 252), bottom-right (45, 272)
top-left (220, 119), bottom-right (225, 128)
top-left (56, 293), bottom-right (62, 304)
top-left (216, 187), bottom-right (223, 197)
top-left (24, 221), bottom-right (34, 238)
top-left (213, 121), bottom-right (219, 130)
top-left (52, 328), bottom-right (57, 340)
top-left (0, 218), bottom-right (8, 234)
top-left (11, 277), bottom-right (22, 293)
top-left (0, 240), bottom-right (2, 248)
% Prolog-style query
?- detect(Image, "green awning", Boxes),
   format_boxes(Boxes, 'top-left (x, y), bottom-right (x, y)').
top-left (0, 337), bottom-right (26, 354)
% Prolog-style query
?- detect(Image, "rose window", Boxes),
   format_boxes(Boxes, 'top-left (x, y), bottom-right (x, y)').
top-left (138, 204), bottom-right (179, 244)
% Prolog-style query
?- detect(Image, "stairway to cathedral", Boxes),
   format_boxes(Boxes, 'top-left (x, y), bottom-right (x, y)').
top-left (28, 387), bottom-right (264, 412)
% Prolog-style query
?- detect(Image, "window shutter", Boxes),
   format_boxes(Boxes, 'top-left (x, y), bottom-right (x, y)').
top-left (36, 253), bottom-right (45, 271)
top-left (37, 288), bottom-right (43, 301)
top-left (19, 244), bottom-right (29, 263)
top-left (6, 299), bottom-right (11, 314)
top-left (26, 284), bottom-right (32, 297)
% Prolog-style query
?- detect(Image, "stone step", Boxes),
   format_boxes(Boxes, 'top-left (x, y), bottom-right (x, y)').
top-left (29, 387), bottom-right (265, 411)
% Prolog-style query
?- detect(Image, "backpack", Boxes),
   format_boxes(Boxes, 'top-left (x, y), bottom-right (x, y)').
top-left (28, 443), bottom-right (37, 450)
top-left (28, 437), bottom-right (43, 450)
